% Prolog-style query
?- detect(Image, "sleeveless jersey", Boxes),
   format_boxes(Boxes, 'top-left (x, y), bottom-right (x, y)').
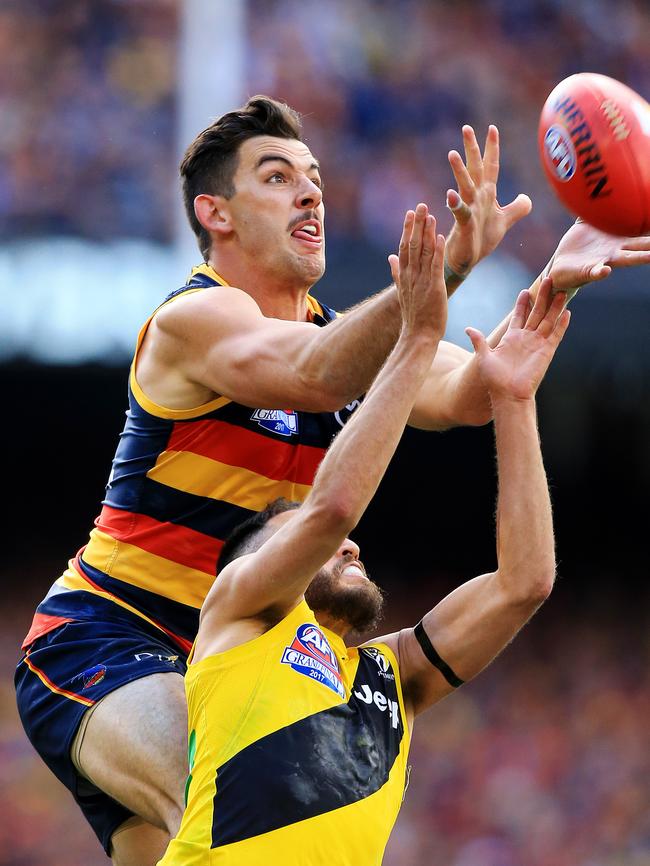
top-left (160, 600), bottom-right (411, 865)
top-left (24, 265), bottom-right (355, 652)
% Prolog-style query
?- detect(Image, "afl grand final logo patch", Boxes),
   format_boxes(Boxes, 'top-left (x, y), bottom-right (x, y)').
top-left (251, 408), bottom-right (299, 436)
top-left (281, 623), bottom-right (345, 698)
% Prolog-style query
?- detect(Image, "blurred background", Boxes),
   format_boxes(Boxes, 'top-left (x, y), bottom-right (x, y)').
top-left (1, 1), bottom-right (649, 864)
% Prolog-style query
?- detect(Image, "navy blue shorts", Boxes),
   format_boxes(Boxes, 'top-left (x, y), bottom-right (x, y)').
top-left (15, 614), bottom-right (188, 855)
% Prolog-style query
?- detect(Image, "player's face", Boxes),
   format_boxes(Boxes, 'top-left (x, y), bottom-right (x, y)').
top-left (227, 135), bottom-right (325, 287)
top-left (305, 539), bottom-right (384, 633)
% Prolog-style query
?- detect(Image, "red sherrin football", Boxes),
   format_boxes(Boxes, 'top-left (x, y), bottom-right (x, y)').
top-left (539, 72), bottom-right (650, 236)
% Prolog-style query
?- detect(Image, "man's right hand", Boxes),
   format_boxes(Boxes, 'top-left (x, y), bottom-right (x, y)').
top-left (388, 203), bottom-right (448, 343)
top-left (465, 277), bottom-right (571, 403)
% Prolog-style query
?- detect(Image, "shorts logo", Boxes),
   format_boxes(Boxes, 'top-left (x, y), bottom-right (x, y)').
top-left (251, 408), bottom-right (299, 437)
top-left (281, 623), bottom-right (345, 698)
top-left (134, 652), bottom-right (179, 665)
top-left (543, 124), bottom-right (576, 182)
top-left (72, 663), bottom-right (107, 690)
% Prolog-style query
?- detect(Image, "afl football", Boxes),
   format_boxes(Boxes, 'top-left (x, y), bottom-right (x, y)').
top-left (539, 72), bottom-right (650, 235)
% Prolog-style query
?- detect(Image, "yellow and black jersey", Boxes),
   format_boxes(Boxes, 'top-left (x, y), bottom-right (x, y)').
top-left (23, 265), bottom-right (353, 653)
top-left (160, 600), bottom-right (411, 865)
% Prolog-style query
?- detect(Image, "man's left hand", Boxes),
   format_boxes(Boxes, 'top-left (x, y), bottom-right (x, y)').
top-left (445, 125), bottom-right (532, 285)
top-left (546, 218), bottom-right (650, 292)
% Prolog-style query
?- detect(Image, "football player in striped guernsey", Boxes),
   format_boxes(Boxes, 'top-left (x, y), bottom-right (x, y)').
top-left (158, 210), bottom-right (569, 866)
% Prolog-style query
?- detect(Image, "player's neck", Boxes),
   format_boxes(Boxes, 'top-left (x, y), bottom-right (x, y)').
top-left (315, 612), bottom-right (350, 641)
top-left (207, 254), bottom-right (313, 322)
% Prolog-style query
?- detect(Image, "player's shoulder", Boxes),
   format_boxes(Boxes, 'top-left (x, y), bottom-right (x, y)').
top-left (153, 283), bottom-right (262, 335)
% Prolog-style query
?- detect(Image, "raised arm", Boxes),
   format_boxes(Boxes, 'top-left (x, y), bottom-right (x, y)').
top-left (382, 279), bottom-right (571, 718)
top-left (201, 212), bottom-right (448, 633)
top-left (410, 217), bottom-right (650, 430)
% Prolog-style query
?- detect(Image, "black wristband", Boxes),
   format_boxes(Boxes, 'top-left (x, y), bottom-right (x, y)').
top-left (413, 621), bottom-right (465, 688)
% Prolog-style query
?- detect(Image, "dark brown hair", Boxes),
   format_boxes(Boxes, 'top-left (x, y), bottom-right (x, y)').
top-left (216, 497), bottom-right (300, 575)
top-left (180, 95), bottom-right (303, 259)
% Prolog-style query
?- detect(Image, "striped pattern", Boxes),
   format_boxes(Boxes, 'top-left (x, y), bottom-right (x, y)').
top-left (28, 264), bottom-right (344, 648)
top-left (24, 650), bottom-right (95, 708)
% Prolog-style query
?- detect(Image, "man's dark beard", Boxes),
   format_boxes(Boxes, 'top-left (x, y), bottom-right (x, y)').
top-left (305, 558), bottom-right (385, 633)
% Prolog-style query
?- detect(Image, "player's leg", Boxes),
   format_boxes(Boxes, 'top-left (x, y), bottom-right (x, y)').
top-left (71, 672), bottom-right (188, 838)
top-left (15, 617), bottom-right (191, 865)
top-left (109, 816), bottom-right (172, 866)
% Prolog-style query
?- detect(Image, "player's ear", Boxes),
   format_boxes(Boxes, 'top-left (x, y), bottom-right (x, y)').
top-left (194, 194), bottom-right (233, 237)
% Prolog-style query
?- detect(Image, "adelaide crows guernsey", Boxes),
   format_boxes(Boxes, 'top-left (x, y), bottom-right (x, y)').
top-left (24, 265), bottom-right (354, 653)
top-left (160, 600), bottom-right (410, 865)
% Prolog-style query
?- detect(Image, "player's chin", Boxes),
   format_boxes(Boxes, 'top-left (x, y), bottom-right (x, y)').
top-left (300, 252), bottom-right (325, 280)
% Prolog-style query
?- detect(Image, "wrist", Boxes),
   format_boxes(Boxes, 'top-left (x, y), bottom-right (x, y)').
top-left (444, 258), bottom-right (470, 295)
top-left (490, 392), bottom-right (537, 413)
top-left (444, 228), bottom-right (473, 293)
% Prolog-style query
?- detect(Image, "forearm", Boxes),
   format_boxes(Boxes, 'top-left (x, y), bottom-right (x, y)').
top-left (299, 286), bottom-right (401, 404)
top-left (492, 397), bottom-right (555, 601)
top-left (410, 343), bottom-right (493, 430)
top-left (309, 333), bottom-right (437, 530)
top-left (302, 265), bottom-right (469, 408)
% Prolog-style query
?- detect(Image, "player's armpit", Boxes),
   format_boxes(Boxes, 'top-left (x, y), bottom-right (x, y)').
top-left (148, 287), bottom-right (346, 412)
top-left (395, 571), bottom-right (549, 717)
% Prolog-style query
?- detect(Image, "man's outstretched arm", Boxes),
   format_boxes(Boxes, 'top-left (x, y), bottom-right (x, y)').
top-left (409, 218), bottom-right (650, 430)
top-left (141, 125), bottom-right (528, 418)
top-left (378, 281), bottom-right (571, 717)
top-left (197, 215), bottom-right (448, 646)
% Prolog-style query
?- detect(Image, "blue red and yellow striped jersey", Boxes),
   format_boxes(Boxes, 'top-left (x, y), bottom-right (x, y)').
top-left (159, 600), bottom-right (411, 865)
top-left (24, 265), bottom-right (356, 652)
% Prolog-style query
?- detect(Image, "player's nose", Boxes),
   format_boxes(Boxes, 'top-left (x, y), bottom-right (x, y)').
top-left (295, 176), bottom-right (322, 210)
top-left (337, 537), bottom-right (360, 560)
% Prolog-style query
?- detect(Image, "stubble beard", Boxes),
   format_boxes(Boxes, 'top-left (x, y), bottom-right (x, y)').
top-left (305, 559), bottom-right (385, 633)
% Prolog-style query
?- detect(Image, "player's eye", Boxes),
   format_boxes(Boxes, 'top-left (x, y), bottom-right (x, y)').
top-left (268, 172), bottom-right (286, 183)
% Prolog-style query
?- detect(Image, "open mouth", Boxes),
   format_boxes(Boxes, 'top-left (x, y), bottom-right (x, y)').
top-left (341, 563), bottom-right (368, 581)
top-left (291, 220), bottom-right (322, 246)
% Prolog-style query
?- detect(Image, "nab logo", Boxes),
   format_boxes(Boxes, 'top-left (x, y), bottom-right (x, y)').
top-left (354, 684), bottom-right (401, 729)
top-left (281, 623), bottom-right (345, 698)
top-left (251, 408), bottom-right (299, 437)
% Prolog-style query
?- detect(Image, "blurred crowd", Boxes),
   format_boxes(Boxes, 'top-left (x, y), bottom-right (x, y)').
top-left (2, 0), bottom-right (650, 270)
top-left (1, 588), bottom-right (648, 866)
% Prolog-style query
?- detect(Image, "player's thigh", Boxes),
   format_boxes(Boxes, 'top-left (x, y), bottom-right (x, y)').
top-left (110, 816), bottom-right (171, 866)
top-left (74, 671), bottom-right (188, 833)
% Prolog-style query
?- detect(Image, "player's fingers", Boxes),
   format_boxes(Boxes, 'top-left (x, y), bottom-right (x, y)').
top-left (446, 189), bottom-right (473, 226)
top-left (525, 276), bottom-right (553, 330)
top-left (509, 289), bottom-right (531, 330)
top-left (430, 232), bottom-right (445, 282)
top-left (587, 263), bottom-right (612, 281)
top-left (610, 249), bottom-right (650, 266)
top-left (448, 150), bottom-right (475, 202)
top-left (549, 308), bottom-right (572, 347)
top-left (462, 125), bottom-right (484, 184)
top-left (398, 210), bottom-right (415, 275)
top-left (388, 254), bottom-right (400, 287)
top-left (537, 291), bottom-right (567, 338)
top-left (465, 325), bottom-right (487, 355)
top-left (420, 215), bottom-right (437, 263)
top-left (409, 204), bottom-right (429, 272)
top-left (483, 125), bottom-right (500, 184)
top-left (620, 236), bottom-right (650, 251)
top-left (501, 193), bottom-right (533, 228)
